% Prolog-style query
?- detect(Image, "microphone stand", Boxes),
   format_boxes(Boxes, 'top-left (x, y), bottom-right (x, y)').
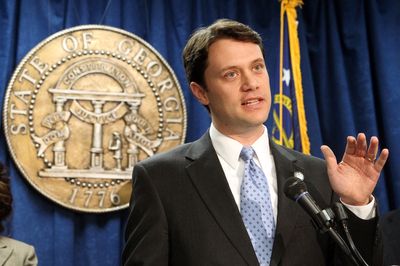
top-left (332, 202), bottom-right (369, 266)
top-left (311, 206), bottom-right (361, 266)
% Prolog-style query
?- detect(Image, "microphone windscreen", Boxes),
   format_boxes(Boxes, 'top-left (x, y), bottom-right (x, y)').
top-left (284, 177), bottom-right (308, 201)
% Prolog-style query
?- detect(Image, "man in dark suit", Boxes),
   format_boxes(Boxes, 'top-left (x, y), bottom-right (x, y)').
top-left (122, 19), bottom-right (389, 265)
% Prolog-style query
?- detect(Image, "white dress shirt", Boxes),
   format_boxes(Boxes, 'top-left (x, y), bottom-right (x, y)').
top-left (209, 123), bottom-right (375, 221)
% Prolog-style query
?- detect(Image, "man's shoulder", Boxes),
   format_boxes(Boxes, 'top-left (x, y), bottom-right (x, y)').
top-left (271, 141), bottom-right (325, 164)
top-left (138, 132), bottom-right (212, 167)
top-left (139, 142), bottom-right (192, 165)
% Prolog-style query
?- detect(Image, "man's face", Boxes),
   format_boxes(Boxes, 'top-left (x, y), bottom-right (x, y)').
top-left (191, 38), bottom-right (271, 136)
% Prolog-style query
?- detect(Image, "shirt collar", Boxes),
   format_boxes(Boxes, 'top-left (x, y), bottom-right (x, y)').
top-left (209, 123), bottom-right (271, 169)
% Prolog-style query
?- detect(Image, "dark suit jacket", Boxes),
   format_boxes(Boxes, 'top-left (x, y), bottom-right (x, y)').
top-left (380, 209), bottom-right (400, 265)
top-left (123, 132), bottom-right (381, 266)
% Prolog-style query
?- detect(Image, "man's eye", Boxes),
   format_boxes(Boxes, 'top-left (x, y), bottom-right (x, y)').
top-left (224, 71), bottom-right (237, 79)
top-left (253, 64), bottom-right (265, 72)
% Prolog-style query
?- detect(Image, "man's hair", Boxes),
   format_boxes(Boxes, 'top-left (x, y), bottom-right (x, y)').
top-left (0, 163), bottom-right (12, 232)
top-left (182, 19), bottom-right (264, 88)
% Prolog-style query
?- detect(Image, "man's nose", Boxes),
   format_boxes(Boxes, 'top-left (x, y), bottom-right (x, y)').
top-left (241, 73), bottom-right (258, 91)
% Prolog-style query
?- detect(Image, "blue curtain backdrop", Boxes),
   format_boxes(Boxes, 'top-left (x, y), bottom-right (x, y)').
top-left (0, 0), bottom-right (399, 265)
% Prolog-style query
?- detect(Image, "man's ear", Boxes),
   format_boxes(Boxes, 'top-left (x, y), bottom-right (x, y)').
top-left (190, 82), bottom-right (209, 105)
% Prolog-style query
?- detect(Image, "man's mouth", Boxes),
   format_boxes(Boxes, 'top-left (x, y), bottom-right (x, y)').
top-left (241, 98), bottom-right (263, 106)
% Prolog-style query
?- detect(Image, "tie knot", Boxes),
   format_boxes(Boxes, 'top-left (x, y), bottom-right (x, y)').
top-left (240, 146), bottom-right (254, 162)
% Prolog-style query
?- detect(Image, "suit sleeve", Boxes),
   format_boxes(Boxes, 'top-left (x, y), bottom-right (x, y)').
top-left (122, 164), bottom-right (169, 266)
top-left (344, 207), bottom-right (383, 266)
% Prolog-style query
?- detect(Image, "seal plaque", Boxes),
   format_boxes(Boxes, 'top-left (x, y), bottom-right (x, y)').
top-left (3, 25), bottom-right (187, 213)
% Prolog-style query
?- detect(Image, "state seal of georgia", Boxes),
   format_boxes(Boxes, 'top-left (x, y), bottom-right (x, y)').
top-left (3, 25), bottom-right (187, 213)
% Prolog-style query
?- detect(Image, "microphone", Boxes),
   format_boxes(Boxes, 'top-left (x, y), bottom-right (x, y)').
top-left (284, 176), bottom-right (363, 266)
top-left (283, 177), bottom-right (334, 232)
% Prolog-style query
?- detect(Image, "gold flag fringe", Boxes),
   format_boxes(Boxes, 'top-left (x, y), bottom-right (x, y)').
top-left (279, 0), bottom-right (310, 154)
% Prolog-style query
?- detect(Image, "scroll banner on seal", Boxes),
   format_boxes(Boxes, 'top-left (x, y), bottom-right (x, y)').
top-left (32, 111), bottom-right (71, 156)
top-left (272, 0), bottom-right (310, 154)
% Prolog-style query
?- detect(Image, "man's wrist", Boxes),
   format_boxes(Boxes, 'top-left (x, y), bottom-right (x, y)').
top-left (341, 195), bottom-right (373, 206)
top-left (340, 195), bottom-right (376, 220)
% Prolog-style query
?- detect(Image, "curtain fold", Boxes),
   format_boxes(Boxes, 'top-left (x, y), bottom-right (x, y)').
top-left (0, 0), bottom-right (399, 265)
top-left (302, 0), bottom-right (400, 212)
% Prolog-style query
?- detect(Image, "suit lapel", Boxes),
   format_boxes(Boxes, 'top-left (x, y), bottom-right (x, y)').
top-left (185, 132), bottom-right (259, 266)
top-left (269, 141), bottom-right (305, 266)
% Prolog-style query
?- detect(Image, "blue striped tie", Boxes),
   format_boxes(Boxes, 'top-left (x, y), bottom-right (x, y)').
top-left (240, 146), bottom-right (275, 265)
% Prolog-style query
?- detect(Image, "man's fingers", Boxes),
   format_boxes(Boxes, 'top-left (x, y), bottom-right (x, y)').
top-left (374, 148), bottom-right (389, 172)
top-left (365, 136), bottom-right (379, 162)
top-left (321, 145), bottom-right (337, 171)
top-left (344, 136), bottom-right (357, 156)
top-left (355, 133), bottom-right (367, 157)
top-left (322, 134), bottom-right (388, 173)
